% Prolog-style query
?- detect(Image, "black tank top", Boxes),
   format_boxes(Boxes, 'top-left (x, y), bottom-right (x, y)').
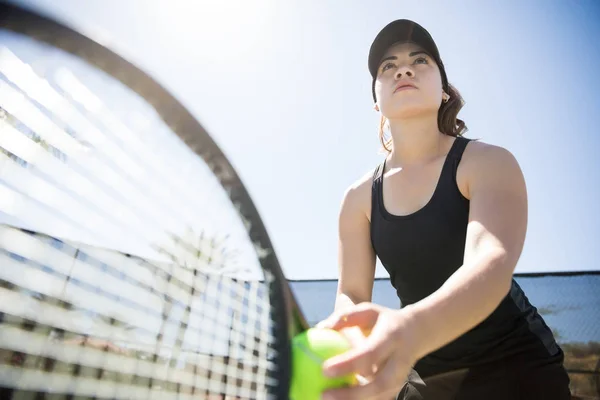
top-left (370, 136), bottom-right (561, 376)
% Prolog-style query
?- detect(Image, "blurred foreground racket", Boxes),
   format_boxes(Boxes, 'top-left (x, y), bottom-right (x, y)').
top-left (0, 3), bottom-right (308, 399)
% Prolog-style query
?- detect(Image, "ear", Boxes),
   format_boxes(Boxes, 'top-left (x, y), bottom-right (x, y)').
top-left (373, 103), bottom-right (380, 112)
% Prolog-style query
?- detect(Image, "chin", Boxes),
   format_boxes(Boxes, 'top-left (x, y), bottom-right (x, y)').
top-left (382, 102), bottom-right (439, 120)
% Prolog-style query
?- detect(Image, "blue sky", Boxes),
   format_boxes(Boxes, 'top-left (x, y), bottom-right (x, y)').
top-left (12, 0), bottom-right (600, 280)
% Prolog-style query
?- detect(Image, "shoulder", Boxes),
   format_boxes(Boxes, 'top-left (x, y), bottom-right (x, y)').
top-left (461, 139), bottom-right (520, 169)
top-left (339, 164), bottom-right (382, 219)
top-left (460, 138), bottom-right (525, 199)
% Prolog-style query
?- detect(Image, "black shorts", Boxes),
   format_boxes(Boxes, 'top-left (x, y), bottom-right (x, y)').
top-left (398, 358), bottom-right (571, 400)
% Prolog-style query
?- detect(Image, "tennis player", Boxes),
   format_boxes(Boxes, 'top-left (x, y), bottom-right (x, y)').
top-left (317, 19), bottom-right (572, 399)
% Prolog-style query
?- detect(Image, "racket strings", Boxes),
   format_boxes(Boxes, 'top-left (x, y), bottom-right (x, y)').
top-left (1, 43), bottom-right (257, 277)
top-left (0, 27), bottom-right (281, 399)
top-left (0, 227), bottom-right (274, 399)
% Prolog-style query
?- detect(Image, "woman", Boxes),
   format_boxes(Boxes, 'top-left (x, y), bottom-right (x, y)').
top-left (317, 19), bottom-right (571, 400)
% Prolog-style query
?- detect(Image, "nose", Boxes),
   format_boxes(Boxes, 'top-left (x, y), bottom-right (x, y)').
top-left (395, 66), bottom-right (414, 80)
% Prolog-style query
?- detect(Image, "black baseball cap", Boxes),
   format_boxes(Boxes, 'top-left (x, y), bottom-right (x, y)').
top-left (368, 19), bottom-right (448, 102)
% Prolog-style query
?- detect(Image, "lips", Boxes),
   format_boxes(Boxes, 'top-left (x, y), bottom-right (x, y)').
top-left (394, 82), bottom-right (417, 93)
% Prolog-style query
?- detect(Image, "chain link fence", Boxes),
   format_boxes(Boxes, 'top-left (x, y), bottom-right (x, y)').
top-left (291, 271), bottom-right (600, 398)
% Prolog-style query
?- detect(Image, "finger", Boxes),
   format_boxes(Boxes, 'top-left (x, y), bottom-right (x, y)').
top-left (339, 326), bottom-right (369, 348)
top-left (323, 313), bottom-right (394, 378)
top-left (318, 303), bottom-right (380, 331)
top-left (322, 350), bottom-right (411, 400)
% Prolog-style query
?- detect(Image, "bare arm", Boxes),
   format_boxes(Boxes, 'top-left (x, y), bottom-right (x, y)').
top-left (408, 144), bottom-right (528, 360)
top-left (334, 182), bottom-right (376, 313)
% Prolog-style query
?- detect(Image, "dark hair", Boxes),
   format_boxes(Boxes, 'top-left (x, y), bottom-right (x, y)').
top-left (378, 83), bottom-right (468, 153)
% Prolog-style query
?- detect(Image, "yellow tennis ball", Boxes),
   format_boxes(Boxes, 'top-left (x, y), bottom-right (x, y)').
top-left (289, 328), bottom-right (357, 400)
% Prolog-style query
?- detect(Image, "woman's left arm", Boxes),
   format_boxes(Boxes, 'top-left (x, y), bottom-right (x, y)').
top-left (407, 143), bottom-right (528, 361)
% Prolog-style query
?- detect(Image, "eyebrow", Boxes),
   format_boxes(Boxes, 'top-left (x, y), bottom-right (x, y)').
top-left (379, 51), bottom-right (430, 66)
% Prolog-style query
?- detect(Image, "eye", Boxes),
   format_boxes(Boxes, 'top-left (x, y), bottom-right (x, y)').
top-left (381, 62), bottom-right (396, 72)
top-left (413, 56), bottom-right (429, 65)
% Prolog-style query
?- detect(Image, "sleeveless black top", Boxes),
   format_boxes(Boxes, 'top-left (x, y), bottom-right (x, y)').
top-left (370, 137), bottom-right (561, 376)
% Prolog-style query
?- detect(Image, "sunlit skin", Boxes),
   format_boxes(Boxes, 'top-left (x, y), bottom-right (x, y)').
top-left (374, 42), bottom-right (444, 121)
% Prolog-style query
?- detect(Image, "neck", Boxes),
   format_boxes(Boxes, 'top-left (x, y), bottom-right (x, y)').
top-left (387, 114), bottom-right (444, 166)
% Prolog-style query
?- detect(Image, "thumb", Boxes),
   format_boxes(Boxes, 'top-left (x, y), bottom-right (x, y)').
top-left (315, 319), bottom-right (330, 329)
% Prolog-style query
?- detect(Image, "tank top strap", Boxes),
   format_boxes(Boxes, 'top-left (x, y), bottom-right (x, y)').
top-left (447, 136), bottom-right (471, 162)
top-left (440, 136), bottom-right (472, 196)
top-left (372, 160), bottom-right (385, 186)
top-left (371, 159), bottom-right (386, 220)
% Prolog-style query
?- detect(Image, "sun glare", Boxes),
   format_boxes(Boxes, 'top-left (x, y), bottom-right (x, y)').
top-left (145, 0), bottom-right (277, 62)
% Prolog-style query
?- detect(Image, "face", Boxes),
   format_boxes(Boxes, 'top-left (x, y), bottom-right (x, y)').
top-left (374, 42), bottom-right (444, 120)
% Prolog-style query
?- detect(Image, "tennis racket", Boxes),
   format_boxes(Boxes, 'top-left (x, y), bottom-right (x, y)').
top-left (0, 2), bottom-right (308, 399)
